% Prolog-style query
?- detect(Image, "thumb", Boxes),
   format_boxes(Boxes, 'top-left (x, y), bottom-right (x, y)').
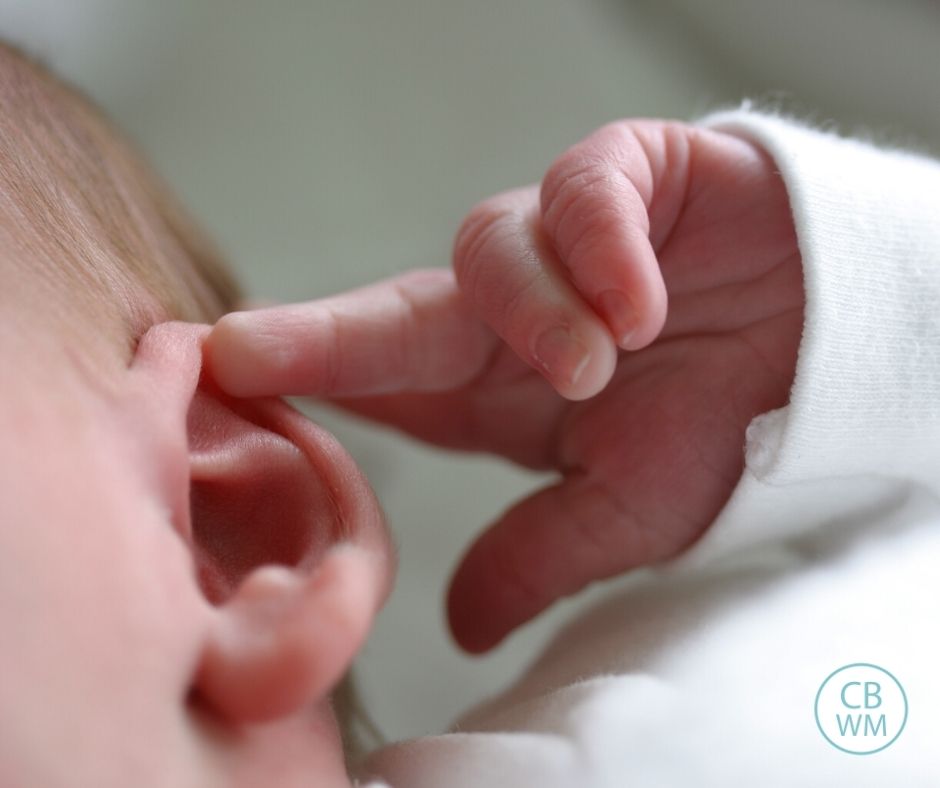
top-left (206, 268), bottom-right (496, 399)
top-left (446, 472), bottom-right (683, 653)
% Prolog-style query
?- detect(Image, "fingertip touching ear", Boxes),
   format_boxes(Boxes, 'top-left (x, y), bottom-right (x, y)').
top-left (129, 322), bottom-right (394, 725)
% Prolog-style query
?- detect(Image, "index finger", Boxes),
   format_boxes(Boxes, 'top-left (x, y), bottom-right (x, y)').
top-left (205, 268), bottom-right (496, 398)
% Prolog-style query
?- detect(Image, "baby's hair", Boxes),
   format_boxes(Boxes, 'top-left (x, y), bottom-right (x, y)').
top-left (0, 41), bottom-right (238, 367)
top-left (0, 40), bottom-right (376, 761)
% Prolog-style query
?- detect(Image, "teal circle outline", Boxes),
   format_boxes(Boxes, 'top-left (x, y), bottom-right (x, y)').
top-left (814, 662), bottom-right (908, 755)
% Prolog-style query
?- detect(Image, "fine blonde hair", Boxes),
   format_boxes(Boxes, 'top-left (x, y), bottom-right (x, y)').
top-left (0, 42), bottom-right (238, 367)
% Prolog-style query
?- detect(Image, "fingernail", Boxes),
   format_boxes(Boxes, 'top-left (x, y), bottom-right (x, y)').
top-left (597, 289), bottom-right (637, 347)
top-left (215, 310), bottom-right (261, 334)
top-left (216, 310), bottom-right (283, 347)
top-left (532, 326), bottom-right (590, 387)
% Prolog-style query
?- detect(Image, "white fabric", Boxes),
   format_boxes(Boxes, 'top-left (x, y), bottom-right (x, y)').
top-left (358, 109), bottom-right (940, 787)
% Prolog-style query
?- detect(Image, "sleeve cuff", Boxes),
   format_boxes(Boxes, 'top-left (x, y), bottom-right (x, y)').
top-left (677, 106), bottom-right (940, 564)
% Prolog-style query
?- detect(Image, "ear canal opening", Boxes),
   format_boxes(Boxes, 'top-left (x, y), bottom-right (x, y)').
top-left (186, 382), bottom-right (337, 605)
top-left (190, 470), bottom-right (316, 606)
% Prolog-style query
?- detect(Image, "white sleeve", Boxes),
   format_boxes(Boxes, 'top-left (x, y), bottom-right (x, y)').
top-left (677, 107), bottom-right (940, 567)
top-left (358, 111), bottom-right (940, 787)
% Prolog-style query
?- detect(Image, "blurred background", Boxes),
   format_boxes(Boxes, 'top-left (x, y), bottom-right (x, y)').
top-left (4, 0), bottom-right (937, 743)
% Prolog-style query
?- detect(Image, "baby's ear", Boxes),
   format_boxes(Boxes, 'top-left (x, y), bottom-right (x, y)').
top-left (194, 546), bottom-right (382, 724)
top-left (130, 322), bottom-right (392, 724)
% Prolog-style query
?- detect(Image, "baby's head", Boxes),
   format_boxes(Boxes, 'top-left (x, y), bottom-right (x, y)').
top-left (0, 43), bottom-right (393, 786)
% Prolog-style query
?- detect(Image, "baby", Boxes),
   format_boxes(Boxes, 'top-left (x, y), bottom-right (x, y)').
top-left (0, 43), bottom-right (392, 786)
top-left (3, 32), bottom-right (940, 788)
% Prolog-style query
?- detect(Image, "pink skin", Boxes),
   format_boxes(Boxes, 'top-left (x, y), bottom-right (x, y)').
top-left (0, 321), bottom-right (394, 786)
top-left (207, 120), bottom-right (805, 654)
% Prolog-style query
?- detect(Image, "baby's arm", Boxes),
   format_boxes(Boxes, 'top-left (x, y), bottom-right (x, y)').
top-left (207, 119), bottom-right (803, 651)
top-left (358, 113), bottom-right (940, 788)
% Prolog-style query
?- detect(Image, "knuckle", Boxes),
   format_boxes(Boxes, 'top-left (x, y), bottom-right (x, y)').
top-left (594, 481), bottom-right (680, 565)
top-left (389, 278), bottom-right (424, 380)
top-left (541, 152), bottom-right (620, 261)
top-left (454, 200), bottom-right (512, 275)
top-left (490, 532), bottom-right (545, 610)
top-left (570, 477), bottom-right (662, 574)
top-left (567, 483), bottom-right (625, 565)
top-left (318, 306), bottom-right (343, 393)
top-left (452, 199), bottom-right (520, 307)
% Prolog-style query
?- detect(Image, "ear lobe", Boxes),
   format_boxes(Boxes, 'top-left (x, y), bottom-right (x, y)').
top-left (194, 547), bottom-right (381, 723)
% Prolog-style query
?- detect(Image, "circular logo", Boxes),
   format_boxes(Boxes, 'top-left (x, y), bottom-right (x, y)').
top-left (814, 663), bottom-right (907, 754)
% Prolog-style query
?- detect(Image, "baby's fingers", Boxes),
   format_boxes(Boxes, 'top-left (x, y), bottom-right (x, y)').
top-left (206, 269), bottom-right (494, 398)
top-left (540, 121), bottom-right (686, 349)
top-left (453, 186), bottom-right (617, 400)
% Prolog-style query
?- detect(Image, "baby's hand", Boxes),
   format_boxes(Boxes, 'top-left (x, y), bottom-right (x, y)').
top-left (207, 120), bottom-right (804, 652)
